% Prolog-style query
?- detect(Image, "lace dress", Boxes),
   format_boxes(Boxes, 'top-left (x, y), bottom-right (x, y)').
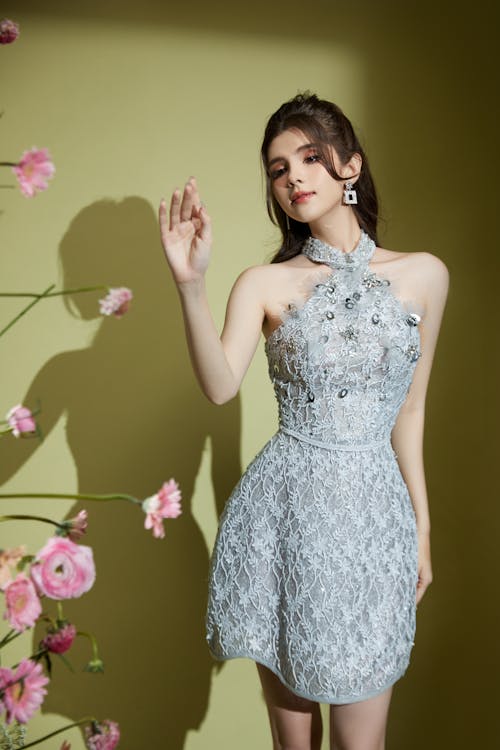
top-left (205, 229), bottom-right (423, 704)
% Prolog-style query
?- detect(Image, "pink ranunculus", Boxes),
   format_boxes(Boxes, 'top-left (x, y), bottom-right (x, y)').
top-left (64, 509), bottom-right (88, 542)
top-left (0, 18), bottom-right (19, 44)
top-left (3, 573), bottom-right (42, 632)
top-left (5, 404), bottom-right (36, 437)
top-left (41, 621), bottom-right (77, 654)
top-left (12, 147), bottom-right (55, 198)
top-left (85, 719), bottom-right (120, 750)
top-left (30, 537), bottom-right (95, 600)
top-left (0, 545), bottom-right (26, 588)
top-left (98, 287), bottom-right (133, 318)
top-left (142, 479), bottom-right (182, 539)
top-left (0, 659), bottom-right (49, 724)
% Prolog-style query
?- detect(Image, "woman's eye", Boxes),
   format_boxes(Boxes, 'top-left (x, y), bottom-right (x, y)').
top-left (270, 166), bottom-right (286, 180)
top-left (305, 153), bottom-right (320, 163)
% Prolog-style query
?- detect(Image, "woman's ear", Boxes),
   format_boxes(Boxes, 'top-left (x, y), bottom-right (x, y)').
top-left (345, 152), bottom-right (362, 182)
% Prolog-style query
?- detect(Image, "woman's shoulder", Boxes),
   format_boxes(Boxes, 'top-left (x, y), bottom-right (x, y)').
top-left (233, 255), bottom-right (304, 287)
top-left (376, 245), bottom-right (449, 286)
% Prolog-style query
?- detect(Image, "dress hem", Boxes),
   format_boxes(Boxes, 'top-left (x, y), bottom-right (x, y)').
top-left (206, 645), bottom-right (408, 705)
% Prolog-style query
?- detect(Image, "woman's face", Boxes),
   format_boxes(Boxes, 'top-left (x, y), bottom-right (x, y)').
top-left (266, 128), bottom-right (355, 226)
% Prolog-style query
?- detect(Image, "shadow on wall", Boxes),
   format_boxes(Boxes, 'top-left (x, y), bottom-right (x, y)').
top-left (0, 197), bottom-right (242, 748)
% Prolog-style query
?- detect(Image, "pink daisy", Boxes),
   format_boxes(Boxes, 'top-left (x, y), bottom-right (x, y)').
top-left (0, 545), bottom-right (26, 588)
top-left (98, 287), bottom-right (133, 318)
top-left (0, 659), bottom-right (49, 724)
top-left (5, 404), bottom-right (36, 437)
top-left (3, 573), bottom-right (42, 632)
top-left (142, 479), bottom-right (182, 539)
top-left (12, 147), bottom-right (55, 198)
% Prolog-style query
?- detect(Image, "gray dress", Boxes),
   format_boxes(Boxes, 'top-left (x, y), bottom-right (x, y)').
top-left (205, 229), bottom-right (422, 704)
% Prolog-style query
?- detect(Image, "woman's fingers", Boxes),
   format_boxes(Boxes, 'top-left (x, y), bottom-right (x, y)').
top-left (169, 188), bottom-right (181, 230)
top-left (161, 177), bottom-right (205, 247)
top-left (199, 205), bottom-right (212, 245)
top-left (190, 176), bottom-right (201, 210)
top-left (180, 180), bottom-right (195, 222)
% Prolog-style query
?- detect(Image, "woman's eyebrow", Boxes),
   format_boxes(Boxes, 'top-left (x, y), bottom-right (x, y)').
top-left (267, 143), bottom-right (318, 168)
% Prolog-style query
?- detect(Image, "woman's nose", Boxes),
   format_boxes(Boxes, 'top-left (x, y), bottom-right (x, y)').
top-left (287, 170), bottom-right (304, 187)
top-left (286, 157), bottom-right (305, 186)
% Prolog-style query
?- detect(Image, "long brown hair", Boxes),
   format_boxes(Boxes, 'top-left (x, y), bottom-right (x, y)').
top-left (261, 92), bottom-right (380, 262)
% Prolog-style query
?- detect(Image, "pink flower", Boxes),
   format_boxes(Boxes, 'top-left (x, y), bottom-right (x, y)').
top-left (98, 287), bottom-right (133, 318)
top-left (0, 659), bottom-right (49, 724)
top-left (85, 720), bottom-right (120, 750)
top-left (0, 18), bottom-right (19, 44)
top-left (41, 621), bottom-right (77, 654)
top-left (61, 509), bottom-right (88, 542)
top-left (31, 537), bottom-right (95, 600)
top-left (3, 573), bottom-right (42, 632)
top-left (142, 479), bottom-right (182, 539)
top-left (5, 404), bottom-right (36, 437)
top-left (0, 545), bottom-right (26, 587)
top-left (12, 147), bottom-right (55, 198)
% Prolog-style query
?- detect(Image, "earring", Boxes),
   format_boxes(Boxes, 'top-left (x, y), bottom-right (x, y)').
top-left (286, 214), bottom-right (290, 231)
top-left (343, 180), bottom-right (358, 205)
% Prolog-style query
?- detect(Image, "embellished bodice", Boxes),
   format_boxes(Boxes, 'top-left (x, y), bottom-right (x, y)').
top-left (265, 229), bottom-right (422, 447)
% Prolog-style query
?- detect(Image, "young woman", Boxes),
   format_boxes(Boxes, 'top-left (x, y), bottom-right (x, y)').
top-left (159, 93), bottom-right (449, 750)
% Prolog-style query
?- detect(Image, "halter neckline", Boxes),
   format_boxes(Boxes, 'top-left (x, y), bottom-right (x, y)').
top-left (301, 229), bottom-right (375, 270)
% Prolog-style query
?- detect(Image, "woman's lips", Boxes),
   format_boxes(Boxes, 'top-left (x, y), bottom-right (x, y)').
top-left (292, 192), bottom-right (315, 204)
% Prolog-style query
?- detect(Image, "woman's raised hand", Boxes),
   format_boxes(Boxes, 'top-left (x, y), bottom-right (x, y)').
top-left (159, 176), bottom-right (212, 285)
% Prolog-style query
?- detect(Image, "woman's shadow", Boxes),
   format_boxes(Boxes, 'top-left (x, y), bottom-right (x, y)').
top-left (0, 197), bottom-right (242, 748)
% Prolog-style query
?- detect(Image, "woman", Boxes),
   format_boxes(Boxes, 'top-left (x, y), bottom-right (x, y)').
top-left (159, 92), bottom-right (449, 750)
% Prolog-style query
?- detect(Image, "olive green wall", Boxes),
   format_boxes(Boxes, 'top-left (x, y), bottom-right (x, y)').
top-left (0, 1), bottom-right (495, 748)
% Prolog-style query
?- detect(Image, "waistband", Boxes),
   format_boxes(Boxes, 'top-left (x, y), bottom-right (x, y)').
top-left (279, 426), bottom-right (390, 452)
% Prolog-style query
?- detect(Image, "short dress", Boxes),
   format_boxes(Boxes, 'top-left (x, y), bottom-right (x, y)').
top-left (205, 229), bottom-right (422, 703)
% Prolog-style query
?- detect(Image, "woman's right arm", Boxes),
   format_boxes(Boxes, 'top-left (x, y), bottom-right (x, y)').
top-left (159, 177), bottom-right (266, 405)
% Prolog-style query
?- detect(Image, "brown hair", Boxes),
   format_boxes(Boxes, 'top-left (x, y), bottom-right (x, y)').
top-left (261, 92), bottom-right (379, 262)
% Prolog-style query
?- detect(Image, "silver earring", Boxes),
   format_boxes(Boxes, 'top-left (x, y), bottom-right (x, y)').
top-left (343, 180), bottom-right (358, 205)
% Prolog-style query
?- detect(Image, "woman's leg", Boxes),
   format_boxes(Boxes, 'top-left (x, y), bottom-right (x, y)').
top-left (329, 686), bottom-right (393, 750)
top-left (256, 663), bottom-right (323, 750)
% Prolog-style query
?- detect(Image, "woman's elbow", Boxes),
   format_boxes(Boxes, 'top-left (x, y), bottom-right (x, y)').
top-left (205, 386), bottom-right (239, 406)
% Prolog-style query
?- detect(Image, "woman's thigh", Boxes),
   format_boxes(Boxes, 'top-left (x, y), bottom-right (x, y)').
top-left (255, 662), bottom-right (323, 750)
top-left (329, 686), bottom-right (394, 750)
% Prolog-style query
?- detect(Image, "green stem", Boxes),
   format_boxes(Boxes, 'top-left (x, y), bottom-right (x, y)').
top-left (0, 491), bottom-right (141, 505)
top-left (77, 630), bottom-right (99, 659)
top-left (12, 648), bottom-right (47, 668)
top-left (18, 717), bottom-right (95, 749)
top-left (0, 162), bottom-right (18, 167)
top-left (0, 284), bottom-right (55, 339)
top-left (0, 629), bottom-right (20, 649)
top-left (0, 514), bottom-right (65, 530)
top-left (0, 286), bottom-right (106, 298)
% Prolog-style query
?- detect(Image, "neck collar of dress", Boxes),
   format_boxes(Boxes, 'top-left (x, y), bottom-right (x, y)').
top-left (301, 229), bottom-right (375, 270)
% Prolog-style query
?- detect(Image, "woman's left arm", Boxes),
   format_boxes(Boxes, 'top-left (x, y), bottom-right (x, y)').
top-left (391, 251), bottom-right (449, 605)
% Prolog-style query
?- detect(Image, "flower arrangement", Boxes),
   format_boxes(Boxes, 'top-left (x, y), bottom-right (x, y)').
top-left (0, 479), bottom-right (182, 748)
top-left (0, 19), bottom-right (182, 749)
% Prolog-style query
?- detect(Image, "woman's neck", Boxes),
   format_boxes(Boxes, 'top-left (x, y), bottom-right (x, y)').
top-left (308, 208), bottom-right (361, 253)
